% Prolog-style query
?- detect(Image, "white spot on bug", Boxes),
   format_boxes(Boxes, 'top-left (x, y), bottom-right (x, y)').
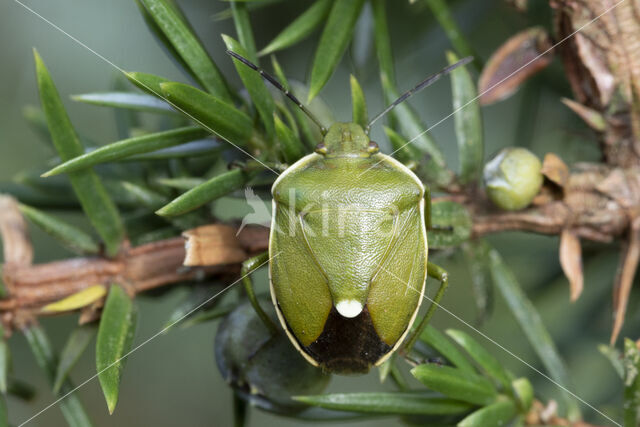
top-left (335, 300), bottom-right (363, 318)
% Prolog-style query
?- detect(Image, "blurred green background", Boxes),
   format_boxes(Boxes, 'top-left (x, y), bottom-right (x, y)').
top-left (0, 0), bottom-right (633, 425)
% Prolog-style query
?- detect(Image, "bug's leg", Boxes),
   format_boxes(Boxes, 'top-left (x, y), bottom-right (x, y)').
top-left (402, 262), bottom-right (449, 354)
top-left (241, 251), bottom-right (279, 334)
top-left (233, 392), bottom-right (248, 427)
top-left (424, 185), bottom-right (453, 232)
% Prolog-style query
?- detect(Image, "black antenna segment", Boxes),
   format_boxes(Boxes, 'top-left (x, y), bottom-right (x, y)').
top-left (226, 50), bottom-right (327, 135)
top-left (366, 56), bottom-right (474, 133)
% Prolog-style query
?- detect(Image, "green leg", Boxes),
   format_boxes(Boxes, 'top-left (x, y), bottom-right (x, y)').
top-left (425, 184), bottom-right (434, 230)
top-left (402, 262), bottom-right (449, 354)
top-left (241, 251), bottom-right (278, 334)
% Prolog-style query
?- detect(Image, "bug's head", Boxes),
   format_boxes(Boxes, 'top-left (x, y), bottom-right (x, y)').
top-left (315, 122), bottom-right (379, 158)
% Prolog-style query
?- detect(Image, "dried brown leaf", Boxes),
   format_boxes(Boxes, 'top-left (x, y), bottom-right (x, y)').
top-left (561, 98), bottom-right (607, 132)
top-left (559, 229), bottom-right (583, 301)
top-left (478, 27), bottom-right (553, 105)
top-left (79, 300), bottom-right (104, 325)
top-left (611, 217), bottom-right (640, 345)
top-left (0, 195), bottom-right (33, 268)
top-left (182, 224), bottom-right (247, 267)
top-left (541, 153), bottom-right (570, 188)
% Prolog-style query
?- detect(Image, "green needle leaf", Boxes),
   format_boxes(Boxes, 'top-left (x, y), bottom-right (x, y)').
top-left (488, 247), bottom-right (581, 419)
top-left (138, 0), bottom-right (233, 102)
top-left (18, 204), bottom-right (100, 254)
top-left (125, 71), bottom-right (170, 96)
top-left (462, 240), bottom-right (494, 324)
top-left (624, 338), bottom-right (640, 426)
top-left (458, 399), bottom-right (517, 427)
top-left (275, 113), bottom-right (305, 164)
top-left (53, 325), bottom-right (98, 394)
top-left (598, 344), bottom-right (624, 379)
top-left (160, 82), bottom-right (253, 148)
top-left (214, 0), bottom-right (282, 21)
top-left (423, 0), bottom-right (480, 71)
top-left (411, 364), bottom-right (497, 406)
top-left (446, 329), bottom-right (512, 390)
top-left (371, 0), bottom-right (395, 85)
top-left (224, 35), bottom-right (275, 140)
top-left (0, 183), bottom-right (76, 209)
top-left (71, 92), bottom-right (176, 114)
top-left (446, 51), bottom-right (483, 185)
top-left (230, 2), bottom-right (257, 62)
top-left (156, 168), bottom-right (247, 217)
top-left (381, 77), bottom-right (451, 187)
top-left (118, 182), bottom-right (167, 209)
top-left (0, 338), bottom-right (9, 394)
top-left (134, 0), bottom-right (192, 75)
top-left (96, 285), bottom-right (138, 414)
top-left (271, 56), bottom-right (319, 148)
top-left (276, 102), bottom-right (300, 136)
top-left (308, 0), bottom-right (365, 102)
top-left (259, 0), bottom-right (333, 56)
top-left (34, 50), bottom-right (124, 257)
top-left (350, 75), bottom-right (367, 129)
top-left (294, 392), bottom-right (472, 415)
top-left (128, 140), bottom-right (220, 161)
top-left (419, 325), bottom-right (475, 374)
top-left (24, 325), bottom-right (94, 427)
top-left (511, 377), bottom-right (534, 412)
top-left (156, 177), bottom-right (206, 191)
top-left (43, 127), bottom-right (208, 176)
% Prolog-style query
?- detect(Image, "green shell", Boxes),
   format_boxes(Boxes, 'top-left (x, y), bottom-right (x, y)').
top-left (269, 123), bottom-right (428, 374)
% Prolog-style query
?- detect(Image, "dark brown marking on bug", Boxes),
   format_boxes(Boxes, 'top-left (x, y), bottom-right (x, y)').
top-left (280, 304), bottom-right (391, 375)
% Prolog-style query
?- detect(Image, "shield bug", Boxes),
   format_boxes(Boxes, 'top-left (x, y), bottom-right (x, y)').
top-left (229, 51), bottom-right (471, 375)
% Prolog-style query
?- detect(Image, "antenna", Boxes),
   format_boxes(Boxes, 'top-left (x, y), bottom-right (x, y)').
top-left (366, 56), bottom-right (474, 132)
top-left (226, 51), bottom-right (327, 135)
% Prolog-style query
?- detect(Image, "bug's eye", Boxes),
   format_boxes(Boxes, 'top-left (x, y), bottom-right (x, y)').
top-left (315, 143), bottom-right (328, 155)
top-left (367, 141), bottom-right (379, 154)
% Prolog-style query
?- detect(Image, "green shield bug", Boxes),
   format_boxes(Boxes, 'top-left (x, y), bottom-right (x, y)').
top-left (230, 51), bottom-right (471, 375)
